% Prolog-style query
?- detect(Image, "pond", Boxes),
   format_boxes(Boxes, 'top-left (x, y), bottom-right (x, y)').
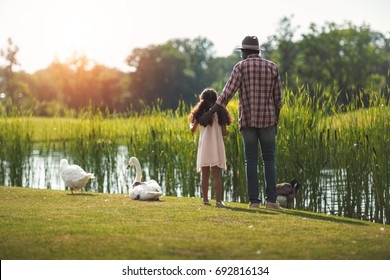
top-left (3, 146), bottom-right (191, 196)
top-left (0, 145), bottom-right (387, 224)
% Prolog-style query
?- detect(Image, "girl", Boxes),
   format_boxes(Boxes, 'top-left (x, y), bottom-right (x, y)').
top-left (188, 88), bottom-right (233, 207)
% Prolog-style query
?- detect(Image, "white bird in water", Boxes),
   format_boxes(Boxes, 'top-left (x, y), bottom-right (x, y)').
top-left (127, 157), bottom-right (163, 201)
top-left (60, 159), bottom-right (95, 195)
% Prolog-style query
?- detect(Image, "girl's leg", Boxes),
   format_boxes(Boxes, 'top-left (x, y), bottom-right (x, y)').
top-left (212, 166), bottom-right (222, 203)
top-left (201, 167), bottom-right (210, 203)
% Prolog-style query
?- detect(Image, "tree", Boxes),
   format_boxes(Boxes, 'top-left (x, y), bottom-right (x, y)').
top-left (267, 16), bottom-right (300, 86)
top-left (267, 19), bottom-right (389, 106)
top-left (206, 52), bottom-right (241, 91)
top-left (31, 56), bottom-right (126, 115)
top-left (0, 38), bottom-right (20, 104)
top-left (2, 23), bottom-right (389, 115)
top-left (296, 22), bottom-right (388, 105)
top-left (0, 38), bottom-right (36, 110)
top-left (126, 39), bottom-right (215, 109)
top-left (168, 37), bottom-right (215, 87)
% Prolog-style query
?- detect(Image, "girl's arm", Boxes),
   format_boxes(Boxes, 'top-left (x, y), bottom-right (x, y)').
top-left (221, 125), bottom-right (227, 136)
top-left (190, 120), bottom-right (199, 133)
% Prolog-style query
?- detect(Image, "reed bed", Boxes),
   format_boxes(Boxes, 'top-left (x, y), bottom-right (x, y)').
top-left (0, 89), bottom-right (389, 223)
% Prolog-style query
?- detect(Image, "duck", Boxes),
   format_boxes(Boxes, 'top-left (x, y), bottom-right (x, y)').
top-left (127, 157), bottom-right (163, 201)
top-left (276, 179), bottom-right (301, 208)
top-left (60, 159), bottom-right (95, 194)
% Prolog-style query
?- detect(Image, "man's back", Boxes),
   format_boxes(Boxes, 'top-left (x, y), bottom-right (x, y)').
top-left (217, 54), bottom-right (282, 129)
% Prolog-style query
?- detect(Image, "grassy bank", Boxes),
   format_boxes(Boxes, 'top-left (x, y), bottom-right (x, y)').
top-left (1, 186), bottom-right (389, 260)
top-left (1, 93), bottom-right (389, 222)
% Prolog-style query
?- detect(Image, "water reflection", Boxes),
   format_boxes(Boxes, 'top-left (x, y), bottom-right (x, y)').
top-left (22, 146), bottom-right (130, 193)
top-left (1, 145), bottom-right (387, 224)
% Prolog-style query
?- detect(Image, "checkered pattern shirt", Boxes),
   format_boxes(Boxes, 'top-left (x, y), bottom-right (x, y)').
top-left (216, 54), bottom-right (283, 129)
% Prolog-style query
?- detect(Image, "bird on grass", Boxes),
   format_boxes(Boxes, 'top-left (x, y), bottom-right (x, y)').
top-left (127, 157), bottom-right (163, 201)
top-left (60, 159), bottom-right (95, 195)
top-left (276, 179), bottom-right (301, 208)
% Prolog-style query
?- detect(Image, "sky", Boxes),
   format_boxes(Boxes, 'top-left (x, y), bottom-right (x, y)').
top-left (0, 0), bottom-right (389, 73)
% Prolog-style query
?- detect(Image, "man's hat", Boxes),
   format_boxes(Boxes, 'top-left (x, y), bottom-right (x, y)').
top-left (237, 36), bottom-right (264, 51)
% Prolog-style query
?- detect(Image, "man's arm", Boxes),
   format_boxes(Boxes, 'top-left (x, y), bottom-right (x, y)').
top-left (274, 69), bottom-right (283, 123)
top-left (199, 63), bottom-right (241, 126)
top-left (275, 107), bottom-right (281, 122)
top-left (198, 103), bottom-right (223, 126)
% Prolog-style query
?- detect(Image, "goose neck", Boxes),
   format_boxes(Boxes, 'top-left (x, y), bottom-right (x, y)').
top-left (134, 161), bottom-right (142, 182)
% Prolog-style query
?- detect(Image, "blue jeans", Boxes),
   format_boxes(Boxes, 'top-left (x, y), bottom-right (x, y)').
top-left (241, 126), bottom-right (277, 203)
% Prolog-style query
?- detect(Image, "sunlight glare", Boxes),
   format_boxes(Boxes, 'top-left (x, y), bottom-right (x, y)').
top-left (43, 0), bottom-right (112, 63)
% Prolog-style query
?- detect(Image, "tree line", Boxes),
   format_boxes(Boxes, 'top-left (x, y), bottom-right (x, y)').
top-left (1, 17), bottom-right (389, 116)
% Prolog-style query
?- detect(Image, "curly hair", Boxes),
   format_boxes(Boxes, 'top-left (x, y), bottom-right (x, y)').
top-left (188, 88), bottom-right (233, 127)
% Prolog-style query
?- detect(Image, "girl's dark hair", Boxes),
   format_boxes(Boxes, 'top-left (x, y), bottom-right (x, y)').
top-left (188, 88), bottom-right (233, 127)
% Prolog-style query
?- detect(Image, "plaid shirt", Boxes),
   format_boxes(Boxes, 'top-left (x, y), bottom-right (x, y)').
top-left (216, 54), bottom-right (283, 129)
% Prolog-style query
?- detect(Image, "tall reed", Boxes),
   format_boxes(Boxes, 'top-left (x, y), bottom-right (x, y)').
top-left (0, 88), bottom-right (389, 223)
top-left (0, 107), bottom-right (33, 187)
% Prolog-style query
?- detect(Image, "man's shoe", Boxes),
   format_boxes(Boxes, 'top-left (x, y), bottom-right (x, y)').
top-left (266, 201), bottom-right (284, 211)
top-left (216, 201), bottom-right (226, 208)
top-left (249, 202), bottom-right (260, 208)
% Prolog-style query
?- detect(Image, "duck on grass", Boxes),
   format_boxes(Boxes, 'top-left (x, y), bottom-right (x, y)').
top-left (60, 159), bottom-right (95, 195)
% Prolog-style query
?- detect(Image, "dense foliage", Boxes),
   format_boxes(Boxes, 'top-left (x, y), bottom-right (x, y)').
top-left (1, 88), bottom-right (389, 223)
top-left (1, 19), bottom-right (389, 114)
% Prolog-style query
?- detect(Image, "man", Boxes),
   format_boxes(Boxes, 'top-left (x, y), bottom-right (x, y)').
top-left (199, 35), bottom-right (283, 210)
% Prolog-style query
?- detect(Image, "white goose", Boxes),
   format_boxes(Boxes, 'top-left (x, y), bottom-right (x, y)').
top-left (127, 157), bottom-right (163, 201)
top-left (60, 159), bottom-right (95, 194)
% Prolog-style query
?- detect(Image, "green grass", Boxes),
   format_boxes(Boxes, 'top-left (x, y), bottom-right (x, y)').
top-left (1, 186), bottom-right (389, 260)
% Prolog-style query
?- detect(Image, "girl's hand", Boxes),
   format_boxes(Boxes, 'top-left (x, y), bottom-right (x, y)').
top-left (190, 121), bottom-right (199, 133)
top-left (222, 125), bottom-right (227, 136)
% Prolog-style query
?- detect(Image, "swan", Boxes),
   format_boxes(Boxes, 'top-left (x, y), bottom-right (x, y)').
top-left (127, 157), bottom-right (163, 201)
top-left (276, 179), bottom-right (301, 208)
top-left (60, 159), bottom-right (95, 194)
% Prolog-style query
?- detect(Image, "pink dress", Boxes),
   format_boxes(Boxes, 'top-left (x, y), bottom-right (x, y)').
top-left (197, 114), bottom-right (227, 172)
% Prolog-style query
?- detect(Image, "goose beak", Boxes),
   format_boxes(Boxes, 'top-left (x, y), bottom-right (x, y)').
top-left (127, 163), bottom-right (131, 169)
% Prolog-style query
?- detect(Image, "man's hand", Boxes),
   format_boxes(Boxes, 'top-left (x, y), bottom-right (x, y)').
top-left (198, 104), bottom-right (223, 126)
top-left (199, 110), bottom-right (213, 126)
